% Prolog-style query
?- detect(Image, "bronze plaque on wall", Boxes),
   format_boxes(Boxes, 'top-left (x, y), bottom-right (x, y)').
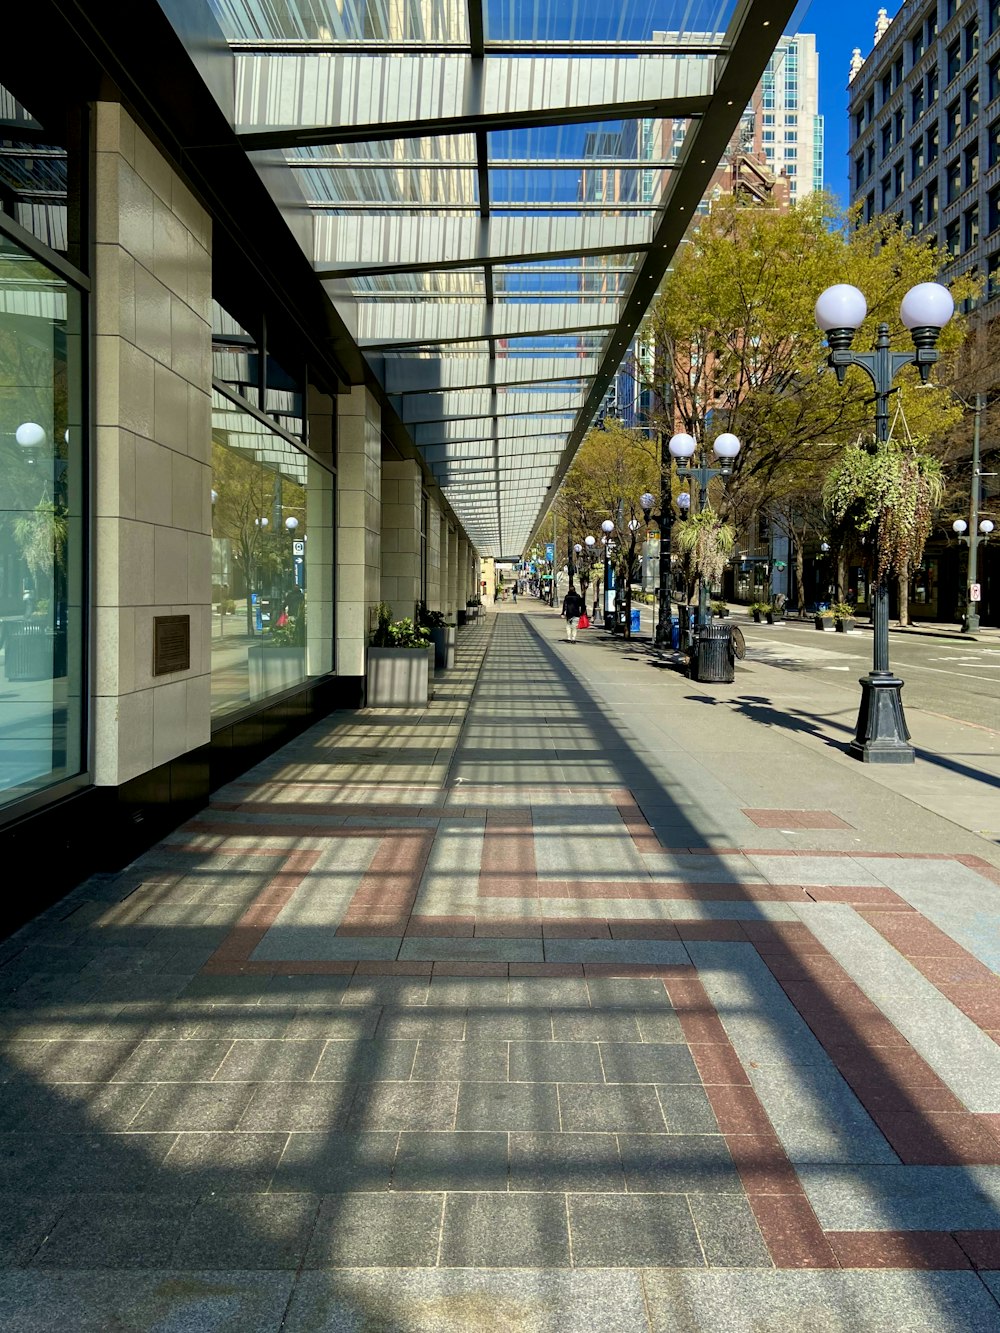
top-left (153, 615), bottom-right (191, 676)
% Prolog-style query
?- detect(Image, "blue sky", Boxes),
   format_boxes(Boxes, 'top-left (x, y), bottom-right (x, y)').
top-left (808, 0), bottom-right (902, 203)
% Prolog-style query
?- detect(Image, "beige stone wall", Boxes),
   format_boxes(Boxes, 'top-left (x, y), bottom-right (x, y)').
top-left (336, 385), bottom-right (381, 676)
top-left (92, 103), bottom-right (212, 786)
top-left (426, 492), bottom-right (443, 613)
top-left (380, 458), bottom-right (421, 622)
top-left (446, 525), bottom-right (458, 616)
top-left (305, 387), bottom-right (335, 677)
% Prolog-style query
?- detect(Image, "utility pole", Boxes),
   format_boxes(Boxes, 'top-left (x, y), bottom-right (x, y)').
top-left (964, 392), bottom-right (985, 634)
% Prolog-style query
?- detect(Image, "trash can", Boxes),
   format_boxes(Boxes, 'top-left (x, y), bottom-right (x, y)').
top-left (630, 608), bottom-right (641, 634)
top-left (690, 622), bottom-right (736, 684)
top-left (669, 615), bottom-right (680, 650)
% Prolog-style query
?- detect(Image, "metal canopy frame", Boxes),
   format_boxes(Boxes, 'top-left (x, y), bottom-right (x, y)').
top-left (192, 0), bottom-right (798, 556)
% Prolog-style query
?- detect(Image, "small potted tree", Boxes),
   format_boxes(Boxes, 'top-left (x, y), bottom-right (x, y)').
top-left (747, 600), bottom-right (770, 623)
top-left (418, 602), bottom-right (456, 669)
top-left (814, 607), bottom-right (835, 631)
top-left (366, 602), bottom-right (433, 706)
top-left (832, 601), bottom-right (856, 633)
top-left (765, 594), bottom-right (786, 625)
top-left (710, 599), bottom-right (729, 619)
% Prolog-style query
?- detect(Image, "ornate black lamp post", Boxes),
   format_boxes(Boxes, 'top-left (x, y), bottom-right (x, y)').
top-left (666, 431), bottom-right (741, 630)
top-left (815, 281), bottom-right (954, 764)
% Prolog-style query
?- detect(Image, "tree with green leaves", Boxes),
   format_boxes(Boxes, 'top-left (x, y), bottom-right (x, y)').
top-left (552, 419), bottom-right (658, 636)
top-left (640, 195), bottom-right (973, 614)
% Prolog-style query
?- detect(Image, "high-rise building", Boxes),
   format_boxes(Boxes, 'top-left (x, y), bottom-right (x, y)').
top-left (759, 34), bottom-right (825, 204)
top-left (848, 2), bottom-right (998, 305)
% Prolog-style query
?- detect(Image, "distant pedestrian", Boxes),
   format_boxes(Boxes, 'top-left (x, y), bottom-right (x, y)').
top-left (512, 584), bottom-right (517, 603)
top-left (561, 585), bottom-right (585, 642)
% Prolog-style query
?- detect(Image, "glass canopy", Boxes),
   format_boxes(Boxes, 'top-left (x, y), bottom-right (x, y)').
top-left (202, 0), bottom-right (796, 555)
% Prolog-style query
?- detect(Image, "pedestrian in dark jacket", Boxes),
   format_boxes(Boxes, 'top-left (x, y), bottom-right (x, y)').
top-left (561, 586), bottom-right (585, 641)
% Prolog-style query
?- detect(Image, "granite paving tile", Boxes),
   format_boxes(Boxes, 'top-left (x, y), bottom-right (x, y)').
top-left (568, 1193), bottom-right (704, 1267)
top-left (305, 1192), bottom-right (444, 1267)
top-left (111, 1039), bottom-right (234, 1082)
top-left (0, 1194), bottom-right (65, 1264)
top-left (599, 1042), bottom-right (699, 1084)
top-left (656, 1085), bottom-right (721, 1134)
top-left (558, 1084), bottom-right (667, 1133)
top-left (270, 1131), bottom-right (397, 1193)
top-left (160, 1131), bottom-right (288, 1193)
top-left (237, 1082), bottom-right (356, 1131)
top-left (0, 1270), bottom-right (295, 1333)
top-left (687, 1193), bottom-right (772, 1268)
top-left (509, 1040), bottom-right (602, 1083)
top-left (509, 1131), bottom-right (625, 1192)
top-left (346, 1081), bottom-right (457, 1131)
top-left (550, 1012), bottom-right (642, 1043)
top-left (31, 1193), bottom-right (194, 1268)
top-left (172, 1193), bottom-right (320, 1269)
top-left (213, 1040), bottom-right (327, 1082)
top-left (440, 1192), bottom-right (570, 1267)
top-left (412, 1039), bottom-right (508, 1081)
top-left (282, 1268), bottom-right (650, 1333)
top-left (373, 1008), bottom-right (467, 1041)
top-left (642, 1270), bottom-right (1000, 1333)
top-left (129, 1083), bottom-right (258, 1132)
top-left (617, 1133), bottom-right (743, 1194)
top-left (313, 1039), bottom-right (418, 1081)
top-left (393, 1130), bottom-right (509, 1190)
top-left (457, 1080), bottom-right (560, 1131)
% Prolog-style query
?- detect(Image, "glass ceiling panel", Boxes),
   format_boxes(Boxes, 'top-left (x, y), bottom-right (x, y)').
top-left (288, 137), bottom-right (476, 165)
top-left (352, 271), bottom-right (486, 296)
top-left (296, 165), bottom-right (478, 206)
top-left (483, 0), bottom-right (736, 42)
top-left (210, 0), bottom-right (468, 43)
top-left (491, 167), bottom-right (666, 209)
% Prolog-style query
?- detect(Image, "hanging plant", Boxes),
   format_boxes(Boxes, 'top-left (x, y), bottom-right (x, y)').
top-left (13, 500), bottom-right (68, 588)
top-left (675, 507), bottom-right (735, 588)
top-left (824, 435), bottom-right (943, 582)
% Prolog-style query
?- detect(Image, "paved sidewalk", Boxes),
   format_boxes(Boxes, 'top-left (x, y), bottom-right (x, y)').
top-left (2, 604), bottom-right (1000, 1330)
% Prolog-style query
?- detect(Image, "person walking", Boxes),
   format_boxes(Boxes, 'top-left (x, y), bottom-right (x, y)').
top-left (561, 584), bottom-right (585, 642)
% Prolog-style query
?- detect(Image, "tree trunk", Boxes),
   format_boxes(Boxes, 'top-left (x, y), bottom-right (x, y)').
top-left (794, 534), bottom-right (805, 616)
top-left (836, 549), bottom-right (847, 605)
top-left (897, 558), bottom-right (910, 626)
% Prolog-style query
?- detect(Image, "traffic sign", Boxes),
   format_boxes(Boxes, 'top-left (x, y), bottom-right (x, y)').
top-left (292, 540), bottom-right (305, 555)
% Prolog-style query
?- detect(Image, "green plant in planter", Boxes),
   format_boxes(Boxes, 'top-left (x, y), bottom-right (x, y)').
top-left (830, 601), bottom-right (855, 620)
top-left (747, 601), bottom-right (771, 615)
top-left (467, 595), bottom-right (482, 606)
top-left (417, 601), bottom-right (448, 629)
top-left (268, 612), bottom-right (306, 647)
top-left (824, 435), bottom-right (944, 583)
top-left (386, 617), bottom-right (429, 648)
top-left (676, 508), bottom-right (734, 589)
top-left (710, 600), bottom-right (729, 616)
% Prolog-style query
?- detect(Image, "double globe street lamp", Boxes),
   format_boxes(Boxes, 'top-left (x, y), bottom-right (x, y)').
top-left (815, 280), bottom-right (954, 763)
top-left (665, 431), bottom-right (741, 634)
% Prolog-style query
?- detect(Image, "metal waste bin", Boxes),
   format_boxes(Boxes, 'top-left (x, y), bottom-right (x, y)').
top-left (630, 608), bottom-right (641, 634)
top-left (690, 621), bottom-right (735, 683)
top-left (669, 615), bottom-right (680, 650)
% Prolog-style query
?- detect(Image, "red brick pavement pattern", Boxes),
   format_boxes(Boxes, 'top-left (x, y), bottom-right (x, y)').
top-left (742, 809), bottom-right (855, 830)
top-left (860, 908), bottom-right (1000, 1048)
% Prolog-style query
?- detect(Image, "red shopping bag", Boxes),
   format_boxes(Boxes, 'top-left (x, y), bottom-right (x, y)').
top-left (578, 612), bottom-right (590, 630)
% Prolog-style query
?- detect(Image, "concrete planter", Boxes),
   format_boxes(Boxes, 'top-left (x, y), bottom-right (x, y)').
top-left (457, 609), bottom-right (468, 627)
top-left (835, 618), bottom-right (856, 633)
top-left (366, 645), bottom-right (431, 707)
top-left (248, 643), bottom-right (307, 699)
top-left (429, 625), bottom-right (456, 669)
top-left (814, 616), bottom-right (834, 631)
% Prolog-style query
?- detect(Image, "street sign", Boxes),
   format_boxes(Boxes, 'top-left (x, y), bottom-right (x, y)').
top-left (970, 583), bottom-right (982, 602)
top-left (292, 540), bottom-right (305, 555)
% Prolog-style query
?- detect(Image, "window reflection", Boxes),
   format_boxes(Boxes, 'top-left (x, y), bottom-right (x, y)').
top-left (0, 227), bottom-right (83, 806)
top-left (210, 391), bottom-right (332, 717)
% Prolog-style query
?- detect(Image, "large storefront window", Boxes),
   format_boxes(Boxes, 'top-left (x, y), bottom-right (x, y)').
top-left (0, 227), bottom-right (84, 808)
top-left (210, 390), bottom-right (333, 718)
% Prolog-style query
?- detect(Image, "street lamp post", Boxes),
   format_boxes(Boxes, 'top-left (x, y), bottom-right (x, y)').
top-left (600, 519), bottom-right (615, 629)
top-left (954, 391), bottom-right (996, 633)
top-left (953, 515), bottom-right (994, 631)
top-left (667, 431), bottom-right (742, 630)
top-left (815, 280), bottom-right (954, 763)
